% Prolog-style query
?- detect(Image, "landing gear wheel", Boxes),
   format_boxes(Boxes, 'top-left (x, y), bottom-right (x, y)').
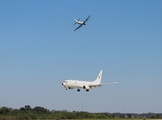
top-left (77, 89), bottom-right (80, 92)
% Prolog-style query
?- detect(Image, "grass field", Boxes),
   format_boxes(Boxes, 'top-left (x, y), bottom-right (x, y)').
top-left (57, 119), bottom-right (161, 120)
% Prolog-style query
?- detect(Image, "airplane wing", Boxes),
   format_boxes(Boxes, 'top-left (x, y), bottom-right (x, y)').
top-left (74, 24), bottom-right (82, 31)
top-left (89, 84), bottom-right (102, 88)
top-left (89, 82), bottom-right (118, 88)
top-left (83, 15), bottom-right (91, 23)
top-left (101, 82), bottom-right (119, 85)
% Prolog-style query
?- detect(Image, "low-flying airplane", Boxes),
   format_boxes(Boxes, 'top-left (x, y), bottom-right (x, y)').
top-left (73, 15), bottom-right (91, 31)
top-left (62, 70), bottom-right (118, 92)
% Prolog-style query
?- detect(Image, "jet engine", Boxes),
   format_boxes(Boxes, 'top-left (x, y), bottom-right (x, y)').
top-left (83, 85), bottom-right (89, 91)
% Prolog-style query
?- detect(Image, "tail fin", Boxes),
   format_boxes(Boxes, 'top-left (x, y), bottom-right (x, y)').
top-left (73, 19), bottom-right (77, 25)
top-left (93, 70), bottom-right (102, 84)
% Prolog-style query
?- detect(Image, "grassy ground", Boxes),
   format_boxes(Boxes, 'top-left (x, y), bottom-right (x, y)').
top-left (58, 119), bottom-right (161, 120)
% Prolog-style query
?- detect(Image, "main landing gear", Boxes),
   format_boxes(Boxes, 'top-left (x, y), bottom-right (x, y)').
top-left (86, 89), bottom-right (89, 92)
top-left (77, 89), bottom-right (80, 92)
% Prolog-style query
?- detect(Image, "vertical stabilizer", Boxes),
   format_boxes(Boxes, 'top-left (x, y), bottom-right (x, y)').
top-left (73, 19), bottom-right (77, 25)
top-left (93, 70), bottom-right (102, 84)
top-left (74, 19), bottom-right (77, 22)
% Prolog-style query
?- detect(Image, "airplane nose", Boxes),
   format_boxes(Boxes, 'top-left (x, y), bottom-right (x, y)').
top-left (62, 83), bottom-right (64, 85)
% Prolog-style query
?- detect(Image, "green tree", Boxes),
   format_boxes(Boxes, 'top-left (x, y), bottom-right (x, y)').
top-left (0, 107), bottom-right (11, 114)
top-left (25, 105), bottom-right (32, 111)
top-left (33, 106), bottom-right (49, 113)
top-left (128, 114), bottom-right (132, 118)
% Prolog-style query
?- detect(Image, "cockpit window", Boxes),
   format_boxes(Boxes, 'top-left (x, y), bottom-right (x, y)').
top-left (63, 81), bottom-right (68, 83)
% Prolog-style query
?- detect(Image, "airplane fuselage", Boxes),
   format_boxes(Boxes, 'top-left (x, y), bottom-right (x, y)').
top-left (62, 80), bottom-right (97, 89)
top-left (76, 21), bottom-right (86, 25)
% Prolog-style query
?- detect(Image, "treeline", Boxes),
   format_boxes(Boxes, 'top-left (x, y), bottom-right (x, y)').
top-left (0, 105), bottom-right (161, 120)
top-left (0, 105), bottom-right (113, 120)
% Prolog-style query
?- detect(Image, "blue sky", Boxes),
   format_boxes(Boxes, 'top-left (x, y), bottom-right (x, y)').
top-left (0, 0), bottom-right (162, 113)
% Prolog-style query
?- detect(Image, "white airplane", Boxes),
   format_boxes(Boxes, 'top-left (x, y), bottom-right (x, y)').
top-left (73, 15), bottom-right (91, 31)
top-left (62, 70), bottom-right (118, 92)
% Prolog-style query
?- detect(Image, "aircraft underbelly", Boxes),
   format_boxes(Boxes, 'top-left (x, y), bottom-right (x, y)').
top-left (68, 84), bottom-right (82, 88)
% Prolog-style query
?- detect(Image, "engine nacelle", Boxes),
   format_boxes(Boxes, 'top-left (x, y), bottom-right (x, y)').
top-left (68, 87), bottom-right (74, 89)
top-left (83, 85), bottom-right (89, 90)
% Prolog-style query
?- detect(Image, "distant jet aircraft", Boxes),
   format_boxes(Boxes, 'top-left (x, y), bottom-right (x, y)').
top-left (73, 15), bottom-right (91, 31)
top-left (62, 70), bottom-right (118, 92)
